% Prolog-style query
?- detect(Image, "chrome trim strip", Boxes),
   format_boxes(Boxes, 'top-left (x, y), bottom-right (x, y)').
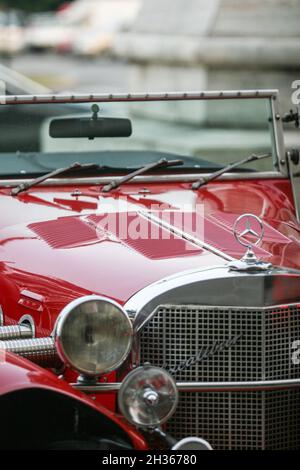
top-left (172, 437), bottom-right (213, 451)
top-left (125, 265), bottom-right (300, 325)
top-left (270, 93), bottom-right (286, 174)
top-left (124, 265), bottom-right (300, 338)
top-left (125, 265), bottom-right (227, 318)
top-left (20, 289), bottom-right (44, 303)
top-left (71, 377), bottom-right (300, 393)
top-left (287, 151), bottom-right (300, 222)
top-left (0, 172), bottom-right (285, 188)
top-left (138, 210), bottom-right (234, 262)
top-left (0, 90), bottom-right (279, 105)
top-left (140, 301), bottom-right (300, 318)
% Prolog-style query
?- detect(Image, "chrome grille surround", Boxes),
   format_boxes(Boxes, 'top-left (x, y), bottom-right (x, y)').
top-left (139, 304), bottom-right (300, 450)
top-left (125, 265), bottom-right (300, 450)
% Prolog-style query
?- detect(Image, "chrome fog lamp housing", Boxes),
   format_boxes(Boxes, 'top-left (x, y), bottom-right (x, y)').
top-left (55, 295), bottom-right (133, 376)
top-left (118, 365), bottom-right (178, 429)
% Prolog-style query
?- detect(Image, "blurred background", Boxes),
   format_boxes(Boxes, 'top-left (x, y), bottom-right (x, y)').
top-left (0, 0), bottom-right (299, 98)
top-left (0, 0), bottom-right (299, 161)
top-left (0, 0), bottom-right (141, 92)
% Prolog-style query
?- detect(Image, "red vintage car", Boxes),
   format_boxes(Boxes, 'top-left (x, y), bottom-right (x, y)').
top-left (0, 90), bottom-right (299, 450)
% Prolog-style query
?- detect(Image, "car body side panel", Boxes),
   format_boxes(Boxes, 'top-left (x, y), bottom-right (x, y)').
top-left (0, 351), bottom-right (148, 450)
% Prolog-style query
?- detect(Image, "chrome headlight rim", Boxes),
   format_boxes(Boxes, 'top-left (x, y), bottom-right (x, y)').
top-left (54, 295), bottom-right (133, 376)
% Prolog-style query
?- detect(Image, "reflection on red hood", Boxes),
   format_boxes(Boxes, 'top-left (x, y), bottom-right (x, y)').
top-left (0, 177), bottom-right (299, 333)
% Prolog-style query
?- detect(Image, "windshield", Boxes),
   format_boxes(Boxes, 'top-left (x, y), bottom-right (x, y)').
top-left (0, 95), bottom-right (278, 178)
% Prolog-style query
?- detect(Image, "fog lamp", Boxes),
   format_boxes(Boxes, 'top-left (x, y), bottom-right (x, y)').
top-left (55, 295), bottom-right (132, 376)
top-left (118, 365), bottom-right (178, 428)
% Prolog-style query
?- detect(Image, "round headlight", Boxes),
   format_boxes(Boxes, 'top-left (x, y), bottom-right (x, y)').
top-left (118, 365), bottom-right (178, 428)
top-left (55, 296), bottom-right (133, 376)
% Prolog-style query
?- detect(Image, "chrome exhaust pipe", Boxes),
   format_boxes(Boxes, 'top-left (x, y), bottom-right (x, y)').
top-left (0, 324), bottom-right (32, 341)
top-left (1, 337), bottom-right (60, 368)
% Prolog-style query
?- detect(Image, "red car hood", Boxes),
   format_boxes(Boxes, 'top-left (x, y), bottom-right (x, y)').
top-left (0, 178), bottom-right (299, 331)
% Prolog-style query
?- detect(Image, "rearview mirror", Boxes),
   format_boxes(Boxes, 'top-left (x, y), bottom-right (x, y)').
top-left (49, 117), bottom-right (132, 139)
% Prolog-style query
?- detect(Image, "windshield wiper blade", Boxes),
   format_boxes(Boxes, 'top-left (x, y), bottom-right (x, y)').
top-left (11, 162), bottom-right (102, 196)
top-left (191, 153), bottom-right (272, 190)
top-left (102, 158), bottom-right (184, 193)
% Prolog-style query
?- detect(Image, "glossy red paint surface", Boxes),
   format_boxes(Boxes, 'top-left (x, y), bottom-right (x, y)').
top-left (0, 351), bottom-right (148, 449)
top-left (0, 176), bottom-right (299, 443)
top-left (0, 178), bottom-right (298, 334)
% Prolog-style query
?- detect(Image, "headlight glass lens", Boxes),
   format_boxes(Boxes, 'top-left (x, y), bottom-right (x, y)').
top-left (118, 365), bottom-right (178, 428)
top-left (55, 296), bottom-right (133, 376)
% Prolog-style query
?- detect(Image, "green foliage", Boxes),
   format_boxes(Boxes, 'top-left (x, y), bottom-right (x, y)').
top-left (0, 0), bottom-right (74, 13)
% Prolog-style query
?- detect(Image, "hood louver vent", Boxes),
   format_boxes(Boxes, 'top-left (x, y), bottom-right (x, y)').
top-left (29, 217), bottom-right (97, 249)
top-left (28, 213), bottom-right (202, 260)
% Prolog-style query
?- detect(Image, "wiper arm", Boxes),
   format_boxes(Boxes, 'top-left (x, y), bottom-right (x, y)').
top-left (191, 153), bottom-right (271, 190)
top-left (102, 158), bottom-right (183, 193)
top-left (11, 162), bottom-right (102, 196)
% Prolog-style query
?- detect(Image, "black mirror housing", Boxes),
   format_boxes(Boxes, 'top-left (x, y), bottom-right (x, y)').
top-left (49, 117), bottom-right (132, 139)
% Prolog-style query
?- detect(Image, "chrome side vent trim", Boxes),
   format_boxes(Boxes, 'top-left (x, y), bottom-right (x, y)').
top-left (0, 325), bottom-right (32, 341)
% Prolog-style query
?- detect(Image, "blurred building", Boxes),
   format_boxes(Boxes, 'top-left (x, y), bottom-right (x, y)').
top-left (0, 9), bottom-right (26, 55)
top-left (114, 0), bottom-right (300, 114)
top-left (68, 0), bottom-right (141, 56)
top-left (112, 0), bottom-right (300, 156)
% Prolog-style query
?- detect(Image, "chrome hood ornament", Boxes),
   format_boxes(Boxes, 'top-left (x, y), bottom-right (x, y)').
top-left (229, 213), bottom-right (272, 272)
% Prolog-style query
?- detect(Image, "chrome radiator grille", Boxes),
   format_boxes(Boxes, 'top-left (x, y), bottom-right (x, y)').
top-left (139, 305), bottom-right (300, 450)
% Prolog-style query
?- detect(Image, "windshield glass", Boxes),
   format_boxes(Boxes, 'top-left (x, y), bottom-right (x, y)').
top-left (0, 96), bottom-right (277, 178)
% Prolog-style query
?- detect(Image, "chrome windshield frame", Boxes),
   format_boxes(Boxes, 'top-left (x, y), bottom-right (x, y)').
top-left (0, 89), bottom-right (280, 105)
top-left (0, 89), bottom-right (285, 177)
